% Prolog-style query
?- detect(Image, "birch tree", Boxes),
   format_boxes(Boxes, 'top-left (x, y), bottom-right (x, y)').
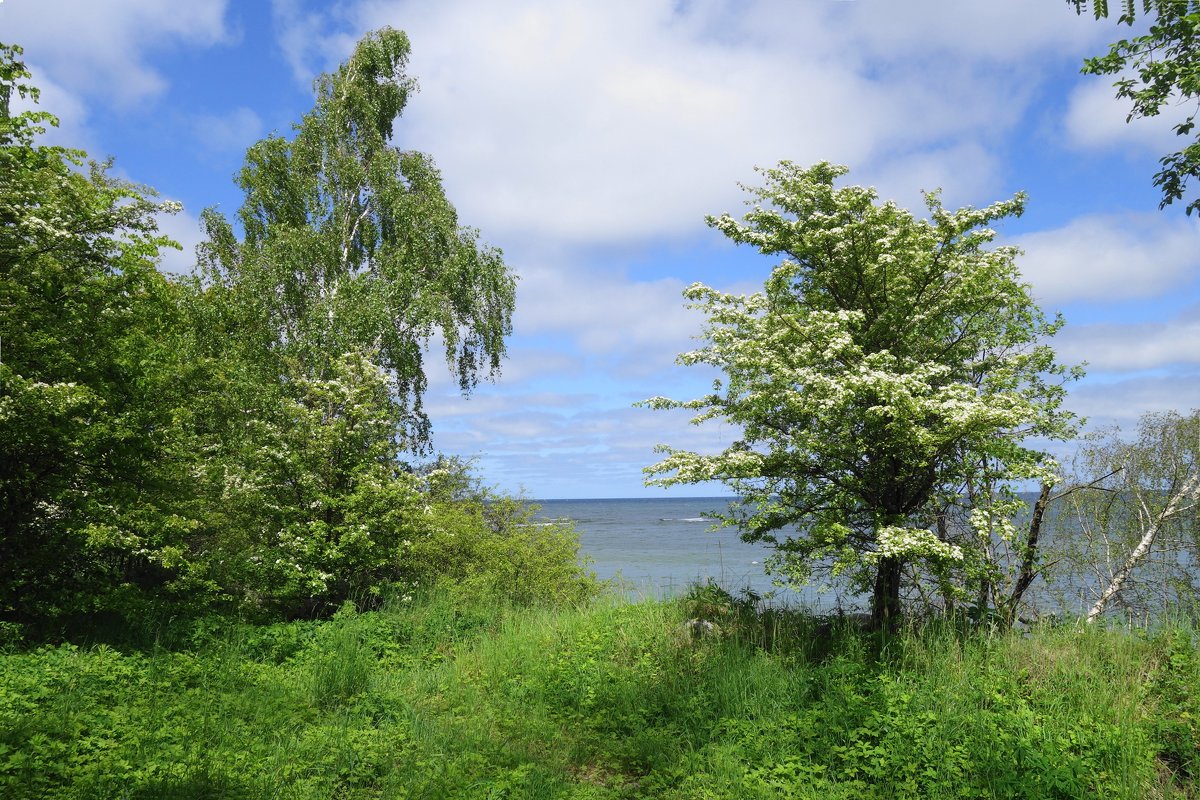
top-left (1056, 410), bottom-right (1200, 622)
top-left (643, 162), bottom-right (1080, 627)
top-left (182, 29), bottom-right (518, 613)
top-left (197, 27), bottom-right (516, 450)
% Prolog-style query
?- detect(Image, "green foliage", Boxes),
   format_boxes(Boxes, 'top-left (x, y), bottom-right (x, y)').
top-left (199, 436), bottom-right (597, 617)
top-left (160, 27), bottom-right (525, 622)
top-left (0, 42), bottom-right (203, 626)
top-left (0, 34), bottom-right (542, 631)
top-left (1069, 0), bottom-right (1188, 22)
top-left (643, 162), bottom-right (1078, 624)
top-left (306, 603), bottom-right (377, 709)
top-left (190, 350), bottom-right (430, 617)
top-left (406, 461), bottom-right (599, 608)
top-left (1071, 0), bottom-right (1200, 214)
top-left (197, 26), bottom-right (516, 451)
top-left (5, 593), bottom-right (1185, 798)
top-left (1144, 628), bottom-right (1200, 785)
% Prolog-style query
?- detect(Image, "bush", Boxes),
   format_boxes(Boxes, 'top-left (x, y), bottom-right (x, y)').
top-left (405, 460), bottom-right (599, 608)
top-left (206, 453), bottom-right (598, 621)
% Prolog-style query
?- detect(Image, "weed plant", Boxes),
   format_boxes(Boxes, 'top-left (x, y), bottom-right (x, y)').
top-left (0, 584), bottom-right (1197, 798)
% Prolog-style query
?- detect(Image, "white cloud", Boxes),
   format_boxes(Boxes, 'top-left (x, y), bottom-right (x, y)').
top-left (1055, 310), bottom-right (1200, 372)
top-left (1067, 375), bottom-right (1200, 431)
top-left (428, 385), bottom-right (738, 496)
top-left (0, 0), bottom-right (231, 105)
top-left (385, 2), bottom-right (995, 247)
top-left (517, 265), bottom-right (700, 365)
top-left (260, 0), bottom-right (1109, 251)
top-left (153, 205), bottom-right (206, 275)
top-left (1064, 74), bottom-right (1181, 153)
top-left (862, 142), bottom-right (1005, 215)
top-left (7, 64), bottom-right (93, 152)
top-left (487, 350), bottom-right (583, 386)
top-left (832, 0), bottom-right (1110, 62)
top-left (426, 388), bottom-right (584, 420)
top-left (270, 0), bottom-right (359, 85)
top-left (1013, 214), bottom-right (1200, 304)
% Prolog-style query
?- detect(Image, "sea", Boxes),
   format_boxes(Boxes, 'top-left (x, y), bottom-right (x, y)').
top-left (532, 497), bottom-right (867, 610)
top-left (532, 495), bottom-right (1188, 620)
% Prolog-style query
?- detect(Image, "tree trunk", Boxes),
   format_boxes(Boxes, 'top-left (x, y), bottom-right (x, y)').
top-left (1087, 472), bottom-right (1200, 622)
top-left (935, 511), bottom-right (956, 615)
top-left (1002, 481), bottom-right (1053, 627)
top-left (872, 556), bottom-right (903, 629)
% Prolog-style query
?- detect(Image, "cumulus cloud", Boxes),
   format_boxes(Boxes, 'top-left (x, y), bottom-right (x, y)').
top-left (1054, 308), bottom-right (1200, 373)
top-left (261, 0), bottom-right (1109, 251)
top-left (0, 0), bottom-right (231, 105)
top-left (1063, 74), bottom-right (1181, 154)
top-left (1013, 213), bottom-right (1200, 304)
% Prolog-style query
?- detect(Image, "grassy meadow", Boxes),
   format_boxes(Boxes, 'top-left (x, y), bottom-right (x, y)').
top-left (2, 585), bottom-right (1197, 799)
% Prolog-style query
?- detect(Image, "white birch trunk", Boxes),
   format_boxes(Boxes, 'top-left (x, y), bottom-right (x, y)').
top-left (1086, 472), bottom-right (1200, 623)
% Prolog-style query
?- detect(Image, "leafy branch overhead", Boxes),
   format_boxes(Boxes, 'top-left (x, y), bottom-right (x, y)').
top-left (1070, 0), bottom-right (1200, 214)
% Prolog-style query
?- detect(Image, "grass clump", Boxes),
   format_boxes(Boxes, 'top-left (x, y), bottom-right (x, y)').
top-left (1, 585), bottom-right (1197, 798)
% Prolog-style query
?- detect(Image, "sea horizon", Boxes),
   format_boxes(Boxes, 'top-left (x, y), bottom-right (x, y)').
top-left (532, 496), bottom-right (869, 610)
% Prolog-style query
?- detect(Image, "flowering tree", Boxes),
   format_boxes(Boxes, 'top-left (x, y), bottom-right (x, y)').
top-left (643, 162), bottom-right (1080, 626)
top-left (0, 43), bottom-right (197, 624)
top-left (196, 350), bottom-right (429, 616)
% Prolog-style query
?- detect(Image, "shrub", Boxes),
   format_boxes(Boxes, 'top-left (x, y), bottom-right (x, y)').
top-left (405, 460), bottom-right (599, 608)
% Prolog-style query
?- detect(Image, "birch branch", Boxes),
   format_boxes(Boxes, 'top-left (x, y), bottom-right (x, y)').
top-left (1087, 471), bottom-right (1200, 622)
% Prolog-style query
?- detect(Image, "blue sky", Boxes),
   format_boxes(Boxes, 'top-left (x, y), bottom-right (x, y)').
top-left (4, 0), bottom-right (1199, 498)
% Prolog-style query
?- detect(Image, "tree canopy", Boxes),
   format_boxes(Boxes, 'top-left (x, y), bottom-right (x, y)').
top-left (198, 27), bottom-right (516, 450)
top-left (643, 162), bottom-right (1079, 625)
top-left (0, 33), bottom-right (583, 632)
top-left (0, 43), bottom-right (196, 622)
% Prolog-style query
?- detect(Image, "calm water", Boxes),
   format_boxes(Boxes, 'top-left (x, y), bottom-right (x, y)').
top-left (533, 495), bottom-right (1189, 619)
top-left (533, 497), bottom-right (866, 609)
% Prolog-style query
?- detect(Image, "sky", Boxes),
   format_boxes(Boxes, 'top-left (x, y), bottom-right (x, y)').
top-left (3, 0), bottom-right (1199, 499)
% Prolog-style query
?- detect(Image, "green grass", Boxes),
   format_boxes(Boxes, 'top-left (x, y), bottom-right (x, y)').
top-left (1, 588), bottom-right (1197, 799)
